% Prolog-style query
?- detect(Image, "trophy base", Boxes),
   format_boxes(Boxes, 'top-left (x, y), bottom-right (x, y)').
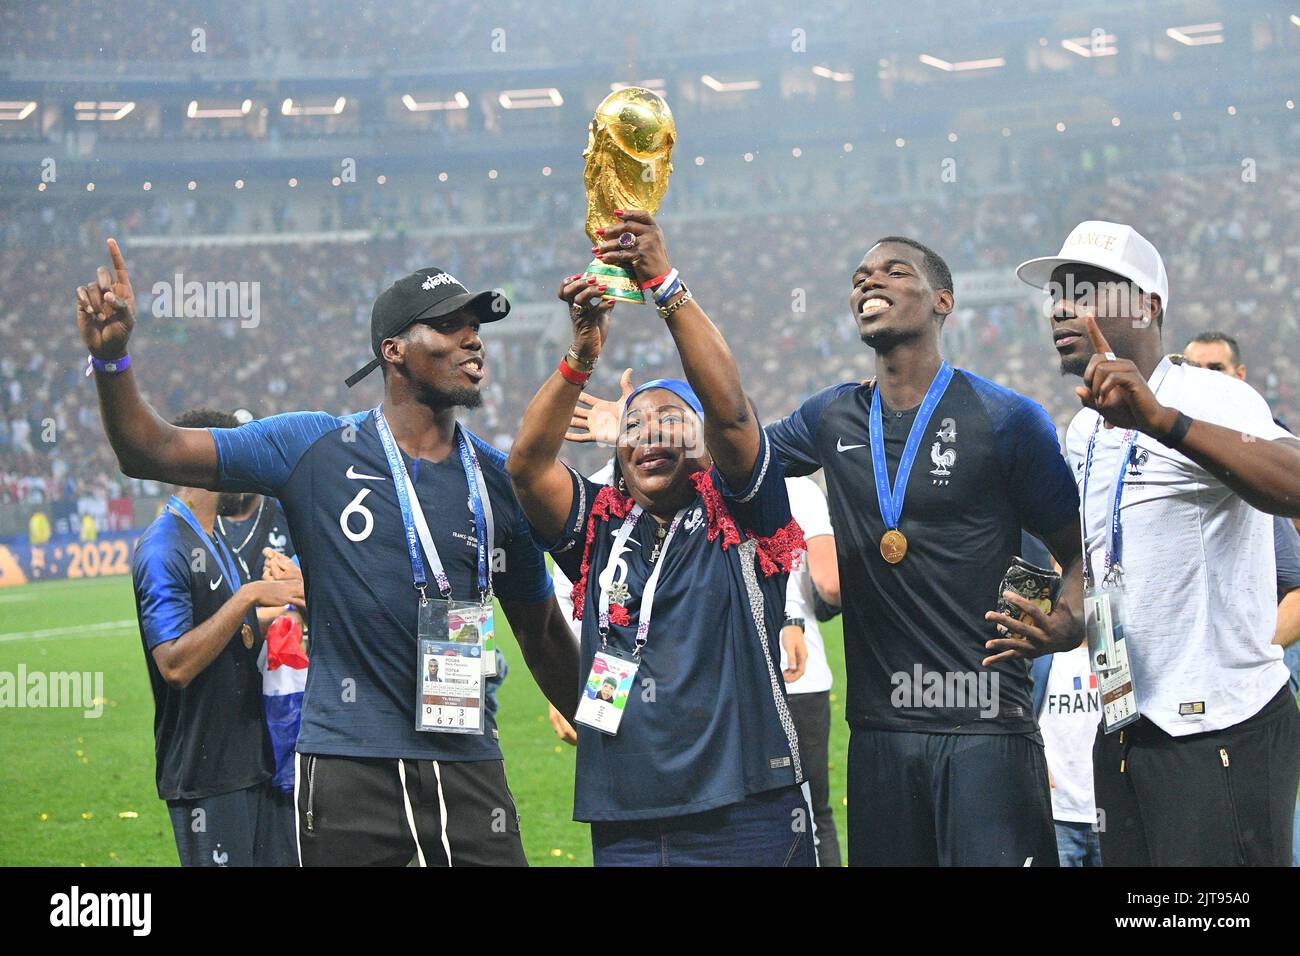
top-left (584, 259), bottom-right (645, 303)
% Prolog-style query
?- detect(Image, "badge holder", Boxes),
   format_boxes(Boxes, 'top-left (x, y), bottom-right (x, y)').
top-left (480, 596), bottom-right (498, 678)
top-left (575, 647), bottom-right (640, 736)
top-left (415, 597), bottom-right (486, 735)
top-left (1084, 579), bottom-right (1139, 734)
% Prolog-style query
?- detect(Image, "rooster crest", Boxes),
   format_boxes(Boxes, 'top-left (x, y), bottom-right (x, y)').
top-left (930, 442), bottom-right (956, 476)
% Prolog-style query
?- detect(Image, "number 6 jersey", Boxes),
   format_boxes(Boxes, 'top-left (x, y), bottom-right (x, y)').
top-left (209, 411), bottom-right (553, 762)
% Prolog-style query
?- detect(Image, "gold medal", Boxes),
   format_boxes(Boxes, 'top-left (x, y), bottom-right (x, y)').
top-left (880, 529), bottom-right (908, 564)
top-left (241, 623), bottom-right (254, 649)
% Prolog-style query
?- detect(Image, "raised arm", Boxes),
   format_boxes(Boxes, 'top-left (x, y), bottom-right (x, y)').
top-left (76, 239), bottom-right (220, 487)
top-left (1078, 316), bottom-right (1300, 518)
top-left (505, 275), bottom-right (614, 542)
top-left (592, 210), bottom-right (760, 490)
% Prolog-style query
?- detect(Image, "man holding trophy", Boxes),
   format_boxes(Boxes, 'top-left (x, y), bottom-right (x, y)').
top-left (506, 90), bottom-right (814, 866)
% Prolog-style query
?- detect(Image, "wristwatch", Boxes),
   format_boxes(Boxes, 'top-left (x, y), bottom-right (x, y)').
top-left (783, 616), bottom-right (805, 630)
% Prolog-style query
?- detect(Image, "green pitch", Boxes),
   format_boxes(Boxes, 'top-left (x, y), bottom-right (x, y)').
top-left (0, 575), bottom-right (850, 866)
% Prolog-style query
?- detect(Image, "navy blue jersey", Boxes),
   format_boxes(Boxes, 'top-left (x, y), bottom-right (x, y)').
top-left (132, 509), bottom-right (273, 800)
top-left (217, 497), bottom-right (295, 582)
top-left (768, 370), bottom-right (1079, 734)
top-left (210, 411), bottom-right (553, 761)
top-left (547, 428), bottom-right (804, 822)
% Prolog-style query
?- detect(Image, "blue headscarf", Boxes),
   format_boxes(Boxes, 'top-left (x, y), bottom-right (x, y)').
top-left (622, 378), bottom-right (704, 420)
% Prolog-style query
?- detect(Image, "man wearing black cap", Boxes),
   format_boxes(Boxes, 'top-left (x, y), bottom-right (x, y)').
top-left (75, 239), bottom-right (579, 866)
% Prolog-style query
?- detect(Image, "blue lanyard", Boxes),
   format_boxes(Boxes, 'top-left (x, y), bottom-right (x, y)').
top-left (869, 362), bottom-right (954, 531)
top-left (1080, 419), bottom-right (1139, 584)
top-left (373, 406), bottom-right (491, 601)
top-left (168, 495), bottom-right (242, 593)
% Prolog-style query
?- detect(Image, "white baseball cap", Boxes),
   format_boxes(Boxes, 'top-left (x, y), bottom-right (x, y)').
top-left (1016, 220), bottom-right (1169, 314)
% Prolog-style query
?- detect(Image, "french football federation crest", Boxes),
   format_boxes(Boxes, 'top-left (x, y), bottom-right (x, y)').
top-left (930, 442), bottom-right (956, 477)
top-left (935, 417), bottom-right (957, 444)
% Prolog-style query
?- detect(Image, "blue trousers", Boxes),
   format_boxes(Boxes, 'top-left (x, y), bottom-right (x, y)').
top-left (590, 786), bottom-right (816, 867)
top-left (1055, 820), bottom-right (1103, 867)
top-left (847, 727), bottom-right (1058, 866)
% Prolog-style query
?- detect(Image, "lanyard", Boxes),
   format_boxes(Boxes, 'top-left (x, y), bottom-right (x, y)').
top-left (373, 406), bottom-right (494, 603)
top-left (868, 361), bottom-right (954, 531)
top-left (168, 495), bottom-right (242, 593)
top-left (1079, 418), bottom-right (1139, 586)
top-left (597, 505), bottom-right (687, 651)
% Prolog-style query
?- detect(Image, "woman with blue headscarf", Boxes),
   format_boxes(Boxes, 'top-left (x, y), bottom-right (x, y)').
top-left (507, 210), bottom-right (811, 866)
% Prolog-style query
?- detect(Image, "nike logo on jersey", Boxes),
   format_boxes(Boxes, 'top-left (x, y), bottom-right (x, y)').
top-left (209, 575), bottom-right (223, 591)
top-left (837, 438), bottom-right (867, 452)
top-left (346, 466), bottom-right (385, 481)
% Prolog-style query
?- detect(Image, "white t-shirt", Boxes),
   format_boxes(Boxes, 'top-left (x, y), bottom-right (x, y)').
top-left (1039, 645), bottom-right (1099, 824)
top-left (781, 476), bottom-right (835, 695)
top-left (1065, 356), bottom-right (1292, 736)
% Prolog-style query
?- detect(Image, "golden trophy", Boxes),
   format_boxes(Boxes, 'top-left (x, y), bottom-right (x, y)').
top-left (583, 87), bottom-right (676, 303)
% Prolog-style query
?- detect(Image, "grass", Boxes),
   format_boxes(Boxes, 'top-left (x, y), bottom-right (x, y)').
top-left (0, 575), bottom-right (849, 866)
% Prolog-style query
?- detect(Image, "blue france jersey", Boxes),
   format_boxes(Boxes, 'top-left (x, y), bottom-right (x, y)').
top-left (210, 411), bottom-right (553, 761)
top-left (768, 370), bottom-right (1080, 734)
top-left (546, 428), bottom-right (804, 822)
top-left (132, 509), bottom-right (272, 800)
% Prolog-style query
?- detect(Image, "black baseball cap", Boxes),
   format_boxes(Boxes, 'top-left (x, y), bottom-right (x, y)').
top-left (345, 268), bottom-right (510, 387)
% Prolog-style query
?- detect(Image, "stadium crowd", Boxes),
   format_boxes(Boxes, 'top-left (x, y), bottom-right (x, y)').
top-left (3, 159), bottom-right (1297, 515)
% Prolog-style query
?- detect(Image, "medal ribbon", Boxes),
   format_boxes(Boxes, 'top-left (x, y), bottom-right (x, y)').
top-left (868, 361), bottom-right (954, 533)
top-left (168, 495), bottom-right (243, 593)
top-left (374, 406), bottom-right (494, 602)
top-left (597, 505), bottom-right (687, 650)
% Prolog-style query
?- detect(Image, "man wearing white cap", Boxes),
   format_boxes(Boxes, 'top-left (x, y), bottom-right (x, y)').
top-left (1016, 221), bottom-right (1300, 866)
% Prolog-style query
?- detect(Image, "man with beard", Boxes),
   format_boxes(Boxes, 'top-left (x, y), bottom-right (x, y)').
top-left (570, 236), bottom-right (1086, 865)
top-left (79, 241), bottom-right (578, 866)
top-left (1017, 221), bottom-right (1300, 865)
top-left (130, 408), bottom-right (306, 866)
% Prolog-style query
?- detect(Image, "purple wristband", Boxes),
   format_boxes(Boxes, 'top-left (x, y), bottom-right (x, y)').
top-left (86, 353), bottom-right (131, 376)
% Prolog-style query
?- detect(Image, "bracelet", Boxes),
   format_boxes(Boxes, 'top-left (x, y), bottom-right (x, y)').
top-left (557, 357), bottom-right (591, 386)
top-left (656, 286), bottom-right (693, 319)
top-left (565, 346), bottom-right (597, 372)
top-left (640, 269), bottom-right (674, 291)
top-left (85, 353), bottom-right (131, 377)
top-left (653, 275), bottom-right (683, 307)
top-left (1156, 410), bottom-right (1193, 449)
top-left (783, 616), bottom-right (805, 630)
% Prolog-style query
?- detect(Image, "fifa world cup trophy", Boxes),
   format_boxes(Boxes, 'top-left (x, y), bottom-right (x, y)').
top-left (582, 87), bottom-right (676, 302)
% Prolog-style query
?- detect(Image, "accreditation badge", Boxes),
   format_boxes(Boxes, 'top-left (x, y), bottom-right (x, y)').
top-left (574, 648), bottom-right (639, 736)
top-left (415, 599), bottom-right (485, 735)
top-left (1084, 585), bottom-right (1139, 733)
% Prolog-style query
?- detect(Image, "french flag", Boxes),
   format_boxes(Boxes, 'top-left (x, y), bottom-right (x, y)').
top-left (258, 614), bottom-right (309, 792)
top-left (1073, 674), bottom-right (1098, 691)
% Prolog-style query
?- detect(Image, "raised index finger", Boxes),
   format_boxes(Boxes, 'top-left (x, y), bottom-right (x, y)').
top-left (107, 238), bottom-right (130, 285)
top-left (1083, 314), bottom-right (1114, 359)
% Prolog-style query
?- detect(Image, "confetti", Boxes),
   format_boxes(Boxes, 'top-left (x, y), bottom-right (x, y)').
top-left (38, 813), bottom-right (49, 822)
top-left (80, 811), bottom-right (94, 820)
top-left (550, 848), bottom-right (563, 857)
top-left (117, 811), bottom-right (139, 819)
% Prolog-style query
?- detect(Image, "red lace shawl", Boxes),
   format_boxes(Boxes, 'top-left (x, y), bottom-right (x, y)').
top-left (569, 470), bottom-right (805, 622)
